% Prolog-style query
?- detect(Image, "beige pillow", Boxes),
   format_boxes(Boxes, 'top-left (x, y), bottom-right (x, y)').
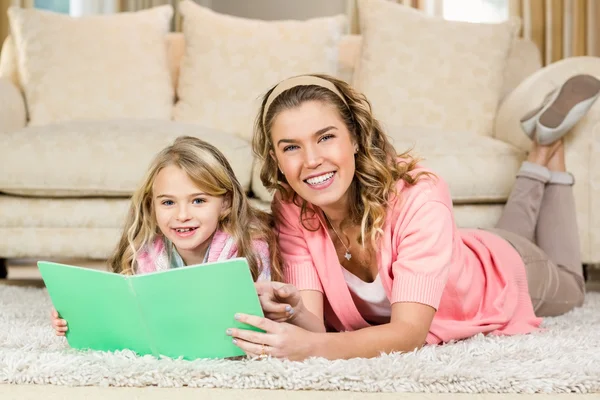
top-left (354, 0), bottom-right (519, 136)
top-left (174, 0), bottom-right (347, 142)
top-left (0, 36), bottom-right (20, 91)
top-left (8, 6), bottom-right (174, 126)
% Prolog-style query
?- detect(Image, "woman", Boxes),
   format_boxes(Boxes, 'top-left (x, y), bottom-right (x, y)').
top-left (226, 73), bottom-right (599, 361)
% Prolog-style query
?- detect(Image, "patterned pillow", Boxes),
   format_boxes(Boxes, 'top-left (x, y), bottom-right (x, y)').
top-left (8, 6), bottom-right (174, 126)
top-left (354, 0), bottom-right (520, 136)
top-left (173, 0), bottom-right (347, 142)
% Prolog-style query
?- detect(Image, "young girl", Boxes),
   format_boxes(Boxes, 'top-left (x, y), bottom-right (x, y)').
top-left (52, 135), bottom-right (283, 335)
top-left (225, 73), bottom-right (597, 360)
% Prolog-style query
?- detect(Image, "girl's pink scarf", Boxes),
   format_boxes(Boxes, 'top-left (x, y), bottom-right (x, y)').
top-left (135, 230), bottom-right (271, 281)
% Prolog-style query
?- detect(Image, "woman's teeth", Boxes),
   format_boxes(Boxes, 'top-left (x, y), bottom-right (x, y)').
top-left (306, 172), bottom-right (334, 185)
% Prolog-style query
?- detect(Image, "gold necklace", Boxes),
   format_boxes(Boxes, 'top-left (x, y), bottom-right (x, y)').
top-left (324, 214), bottom-right (352, 261)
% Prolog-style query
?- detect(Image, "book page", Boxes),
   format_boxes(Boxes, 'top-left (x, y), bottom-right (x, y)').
top-left (131, 258), bottom-right (264, 360)
top-left (38, 261), bottom-right (154, 355)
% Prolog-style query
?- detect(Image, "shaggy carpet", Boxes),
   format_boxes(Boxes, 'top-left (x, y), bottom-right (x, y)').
top-left (1, 286), bottom-right (598, 393)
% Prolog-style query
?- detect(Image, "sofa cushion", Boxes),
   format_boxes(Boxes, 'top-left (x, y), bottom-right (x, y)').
top-left (251, 128), bottom-right (526, 204)
top-left (0, 196), bottom-right (129, 229)
top-left (353, 0), bottom-right (518, 137)
top-left (173, 0), bottom-right (347, 142)
top-left (0, 120), bottom-right (254, 197)
top-left (7, 6), bottom-right (174, 126)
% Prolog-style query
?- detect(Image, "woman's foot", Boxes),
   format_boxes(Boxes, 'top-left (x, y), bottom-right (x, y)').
top-left (545, 140), bottom-right (566, 172)
top-left (525, 140), bottom-right (573, 184)
top-left (520, 90), bottom-right (555, 140)
top-left (527, 139), bottom-right (564, 168)
top-left (520, 74), bottom-right (600, 145)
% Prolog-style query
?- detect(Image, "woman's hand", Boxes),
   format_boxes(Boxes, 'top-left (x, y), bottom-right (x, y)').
top-left (227, 313), bottom-right (319, 361)
top-left (254, 281), bottom-right (304, 322)
top-left (50, 308), bottom-right (68, 336)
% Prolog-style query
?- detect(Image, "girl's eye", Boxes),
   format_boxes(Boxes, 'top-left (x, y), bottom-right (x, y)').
top-left (319, 133), bottom-right (334, 143)
top-left (192, 198), bottom-right (206, 205)
top-left (283, 144), bottom-right (299, 152)
top-left (162, 200), bottom-right (174, 206)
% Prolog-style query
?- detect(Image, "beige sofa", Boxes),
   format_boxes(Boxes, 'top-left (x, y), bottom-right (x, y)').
top-left (1, 32), bottom-right (600, 277)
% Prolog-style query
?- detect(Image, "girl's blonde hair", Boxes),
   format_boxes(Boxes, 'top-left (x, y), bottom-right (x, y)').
top-left (109, 136), bottom-right (283, 281)
top-left (253, 74), bottom-right (432, 248)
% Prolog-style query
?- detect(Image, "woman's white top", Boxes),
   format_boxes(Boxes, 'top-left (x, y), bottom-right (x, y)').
top-left (341, 268), bottom-right (392, 325)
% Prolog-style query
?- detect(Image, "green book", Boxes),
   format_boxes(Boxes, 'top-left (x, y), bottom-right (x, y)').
top-left (37, 258), bottom-right (264, 360)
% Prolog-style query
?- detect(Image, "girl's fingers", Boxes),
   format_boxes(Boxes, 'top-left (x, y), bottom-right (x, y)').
top-left (52, 320), bottom-right (67, 333)
top-left (51, 310), bottom-right (68, 335)
top-left (54, 327), bottom-right (67, 336)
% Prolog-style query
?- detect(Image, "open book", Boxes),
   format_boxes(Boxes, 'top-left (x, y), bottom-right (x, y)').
top-left (38, 258), bottom-right (264, 360)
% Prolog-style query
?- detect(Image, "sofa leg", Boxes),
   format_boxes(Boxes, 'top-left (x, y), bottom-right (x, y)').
top-left (0, 259), bottom-right (7, 279)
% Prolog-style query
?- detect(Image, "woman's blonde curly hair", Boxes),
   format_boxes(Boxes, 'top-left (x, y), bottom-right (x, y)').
top-left (252, 74), bottom-right (432, 248)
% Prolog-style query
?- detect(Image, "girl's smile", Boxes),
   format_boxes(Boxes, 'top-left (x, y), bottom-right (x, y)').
top-left (153, 165), bottom-right (228, 266)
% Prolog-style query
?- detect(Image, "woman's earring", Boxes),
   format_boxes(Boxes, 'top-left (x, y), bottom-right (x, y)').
top-left (354, 146), bottom-right (359, 154)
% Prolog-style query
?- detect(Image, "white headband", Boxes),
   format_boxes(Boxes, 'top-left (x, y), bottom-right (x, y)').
top-left (262, 75), bottom-right (348, 127)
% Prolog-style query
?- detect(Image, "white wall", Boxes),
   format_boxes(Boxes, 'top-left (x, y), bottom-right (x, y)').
top-left (203, 0), bottom-right (348, 20)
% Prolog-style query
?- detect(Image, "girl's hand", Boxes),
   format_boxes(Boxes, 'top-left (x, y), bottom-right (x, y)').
top-left (227, 313), bottom-right (318, 361)
top-left (51, 308), bottom-right (68, 336)
top-left (254, 281), bottom-right (304, 322)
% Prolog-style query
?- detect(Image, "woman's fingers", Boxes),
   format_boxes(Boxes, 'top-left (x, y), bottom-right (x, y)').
top-left (232, 337), bottom-right (275, 358)
top-left (259, 297), bottom-right (289, 313)
top-left (275, 285), bottom-right (293, 298)
top-left (254, 281), bottom-right (280, 296)
top-left (228, 327), bottom-right (273, 346)
top-left (231, 313), bottom-right (282, 336)
top-left (227, 321), bottom-right (278, 358)
top-left (258, 292), bottom-right (295, 321)
top-left (264, 306), bottom-right (295, 321)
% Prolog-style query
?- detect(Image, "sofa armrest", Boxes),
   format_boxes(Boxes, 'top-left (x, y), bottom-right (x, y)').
top-left (494, 56), bottom-right (600, 152)
top-left (494, 56), bottom-right (600, 263)
top-left (0, 77), bottom-right (26, 134)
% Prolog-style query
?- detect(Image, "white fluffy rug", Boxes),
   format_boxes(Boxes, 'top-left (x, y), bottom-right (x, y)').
top-left (0, 286), bottom-right (599, 394)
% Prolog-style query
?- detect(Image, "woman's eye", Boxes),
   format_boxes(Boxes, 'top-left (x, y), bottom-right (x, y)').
top-left (192, 198), bottom-right (206, 205)
top-left (319, 134), bottom-right (334, 143)
top-left (162, 200), bottom-right (174, 206)
top-left (283, 145), bottom-right (299, 152)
